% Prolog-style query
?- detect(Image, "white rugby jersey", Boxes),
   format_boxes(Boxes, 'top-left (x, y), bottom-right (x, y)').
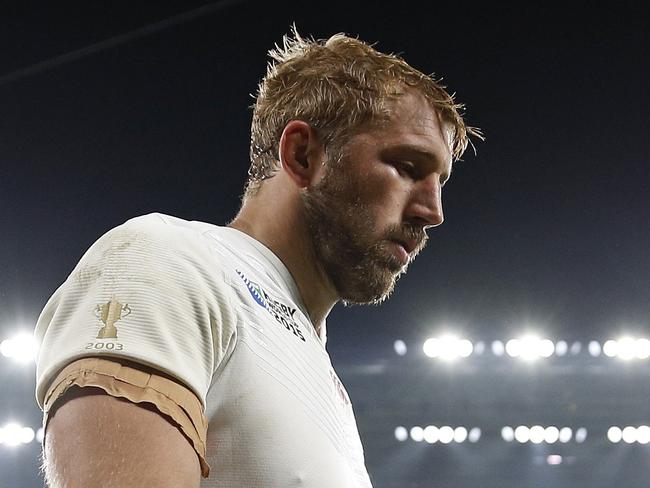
top-left (34, 212), bottom-right (374, 488)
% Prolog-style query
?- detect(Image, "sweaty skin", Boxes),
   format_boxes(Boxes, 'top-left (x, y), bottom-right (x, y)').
top-left (231, 88), bottom-right (453, 332)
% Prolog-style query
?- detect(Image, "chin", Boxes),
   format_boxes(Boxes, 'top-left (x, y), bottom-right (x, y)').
top-left (338, 268), bottom-right (400, 306)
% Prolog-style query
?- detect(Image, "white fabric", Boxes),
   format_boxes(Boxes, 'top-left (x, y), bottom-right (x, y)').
top-left (34, 212), bottom-right (373, 488)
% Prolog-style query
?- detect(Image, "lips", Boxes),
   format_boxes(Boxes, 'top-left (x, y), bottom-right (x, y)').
top-left (391, 238), bottom-right (417, 255)
top-left (388, 240), bottom-right (411, 265)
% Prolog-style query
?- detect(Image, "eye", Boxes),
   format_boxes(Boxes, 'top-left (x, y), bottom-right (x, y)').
top-left (391, 160), bottom-right (418, 179)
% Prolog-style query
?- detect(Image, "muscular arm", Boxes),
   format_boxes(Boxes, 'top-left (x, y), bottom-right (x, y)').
top-left (43, 387), bottom-right (201, 488)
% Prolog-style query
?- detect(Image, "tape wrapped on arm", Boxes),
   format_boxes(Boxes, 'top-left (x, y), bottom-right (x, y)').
top-left (42, 356), bottom-right (211, 478)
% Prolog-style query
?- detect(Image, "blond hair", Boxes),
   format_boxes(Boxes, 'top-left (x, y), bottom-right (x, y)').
top-left (246, 27), bottom-right (482, 197)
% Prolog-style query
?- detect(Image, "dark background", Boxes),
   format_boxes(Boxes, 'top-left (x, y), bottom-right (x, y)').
top-left (0, 1), bottom-right (648, 487)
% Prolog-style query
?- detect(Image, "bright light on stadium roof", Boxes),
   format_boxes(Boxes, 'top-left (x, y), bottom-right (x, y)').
top-left (637, 426), bottom-right (650, 444)
top-left (439, 426), bottom-right (454, 444)
top-left (393, 340), bottom-right (407, 356)
top-left (559, 427), bottom-right (572, 443)
top-left (468, 427), bottom-right (481, 443)
top-left (622, 426), bottom-right (637, 444)
top-left (544, 426), bottom-right (560, 444)
top-left (410, 426), bottom-right (424, 442)
top-left (0, 332), bottom-right (38, 363)
top-left (394, 426), bottom-right (408, 442)
top-left (422, 336), bottom-right (473, 360)
top-left (588, 341), bottom-right (602, 357)
top-left (602, 338), bottom-right (650, 360)
top-left (607, 426), bottom-right (650, 445)
top-left (575, 427), bottom-right (588, 443)
top-left (618, 338), bottom-right (637, 360)
top-left (530, 425), bottom-right (545, 444)
top-left (36, 427), bottom-right (45, 444)
top-left (506, 336), bottom-right (554, 360)
top-left (492, 340), bottom-right (505, 357)
top-left (423, 425), bottom-right (439, 444)
top-left (0, 423), bottom-right (35, 447)
top-left (501, 426), bottom-right (515, 442)
top-left (454, 426), bottom-right (468, 443)
top-left (555, 340), bottom-right (568, 356)
top-left (636, 339), bottom-right (650, 359)
top-left (514, 426), bottom-right (530, 443)
top-left (603, 339), bottom-right (618, 357)
top-left (607, 426), bottom-right (622, 443)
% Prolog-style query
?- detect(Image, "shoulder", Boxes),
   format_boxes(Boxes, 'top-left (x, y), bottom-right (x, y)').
top-left (88, 213), bottom-right (221, 261)
top-left (109, 212), bottom-right (213, 244)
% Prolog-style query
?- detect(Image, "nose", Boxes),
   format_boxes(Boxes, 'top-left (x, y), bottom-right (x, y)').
top-left (405, 173), bottom-right (444, 229)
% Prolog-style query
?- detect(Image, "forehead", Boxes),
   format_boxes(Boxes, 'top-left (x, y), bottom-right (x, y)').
top-left (360, 89), bottom-right (453, 163)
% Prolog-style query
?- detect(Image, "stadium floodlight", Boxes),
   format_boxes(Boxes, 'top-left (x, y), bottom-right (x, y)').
top-left (618, 338), bottom-right (637, 360)
top-left (0, 332), bottom-right (38, 364)
top-left (395, 426), bottom-right (408, 442)
top-left (555, 341), bottom-right (568, 356)
top-left (468, 427), bottom-right (481, 443)
top-left (423, 336), bottom-right (473, 360)
top-left (501, 426), bottom-right (515, 442)
top-left (544, 426), bottom-right (560, 444)
top-left (506, 339), bottom-right (521, 358)
top-left (410, 426), bottom-right (424, 442)
top-left (0, 423), bottom-right (34, 447)
top-left (607, 426), bottom-right (622, 443)
top-left (423, 338), bottom-right (441, 358)
top-left (575, 427), bottom-right (588, 444)
top-left (423, 425), bottom-right (439, 444)
top-left (492, 340), bottom-right (505, 357)
top-left (588, 341), bottom-right (602, 357)
top-left (457, 340), bottom-right (473, 358)
top-left (36, 427), bottom-right (45, 444)
top-left (474, 341), bottom-right (485, 355)
top-left (539, 339), bottom-right (555, 358)
top-left (603, 340), bottom-right (618, 357)
top-left (514, 426), bottom-right (530, 443)
top-left (394, 340), bottom-right (407, 356)
top-left (439, 426), bottom-right (454, 444)
top-left (530, 425), bottom-right (545, 444)
top-left (603, 338), bottom-right (650, 360)
top-left (637, 426), bottom-right (650, 444)
top-left (622, 426), bottom-right (637, 444)
top-left (507, 336), bottom-right (554, 360)
top-left (558, 427), bottom-right (572, 443)
top-left (454, 426), bottom-right (468, 443)
top-left (635, 339), bottom-right (650, 359)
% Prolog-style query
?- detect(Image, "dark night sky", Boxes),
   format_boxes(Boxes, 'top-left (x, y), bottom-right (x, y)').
top-left (1, 1), bottom-right (648, 357)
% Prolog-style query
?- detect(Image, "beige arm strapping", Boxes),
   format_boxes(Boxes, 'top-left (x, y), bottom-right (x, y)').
top-left (42, 357), bottom-right (210, 478)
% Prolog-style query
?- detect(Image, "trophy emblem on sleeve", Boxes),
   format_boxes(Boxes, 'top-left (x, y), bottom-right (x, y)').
top-left (95, 297), bottom-right (131, 339)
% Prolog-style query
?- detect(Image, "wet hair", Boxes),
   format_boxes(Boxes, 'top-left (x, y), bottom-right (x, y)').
top-left (246, 26), bottom-right (482, 197)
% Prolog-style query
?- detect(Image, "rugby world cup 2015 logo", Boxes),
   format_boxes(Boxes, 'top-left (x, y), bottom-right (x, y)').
top-left (236, 269), bottom-right (305, 342)
top-left (237, 270), bottom-right (268, 309)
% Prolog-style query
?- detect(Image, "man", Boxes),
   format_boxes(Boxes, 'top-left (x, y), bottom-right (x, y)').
top-left (34, 29), bottom-right (479, 487)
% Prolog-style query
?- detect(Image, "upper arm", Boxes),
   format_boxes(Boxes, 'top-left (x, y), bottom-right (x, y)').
top-left (33, 214), bottom-right (236, 485)
top-left (44, 387), bottom-right (201, 488)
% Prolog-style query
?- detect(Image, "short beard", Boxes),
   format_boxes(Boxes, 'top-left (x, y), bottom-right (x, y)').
top-left (301, 157), bottom-right (411, 306)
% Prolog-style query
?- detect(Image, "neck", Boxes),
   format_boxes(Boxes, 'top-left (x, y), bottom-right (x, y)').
top-left (228, 179), bottom-right (338, 336)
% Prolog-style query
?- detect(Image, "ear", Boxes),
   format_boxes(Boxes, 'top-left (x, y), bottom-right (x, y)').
top-left (278, 120), bottom-right (325, 188)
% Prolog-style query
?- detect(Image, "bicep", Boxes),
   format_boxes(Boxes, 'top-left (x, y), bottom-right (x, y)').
top-left (44, 387), bottom-right (201, 488)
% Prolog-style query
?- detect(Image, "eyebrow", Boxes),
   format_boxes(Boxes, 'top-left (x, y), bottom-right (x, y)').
top-left (382, 143), bottom-right (453, 182)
